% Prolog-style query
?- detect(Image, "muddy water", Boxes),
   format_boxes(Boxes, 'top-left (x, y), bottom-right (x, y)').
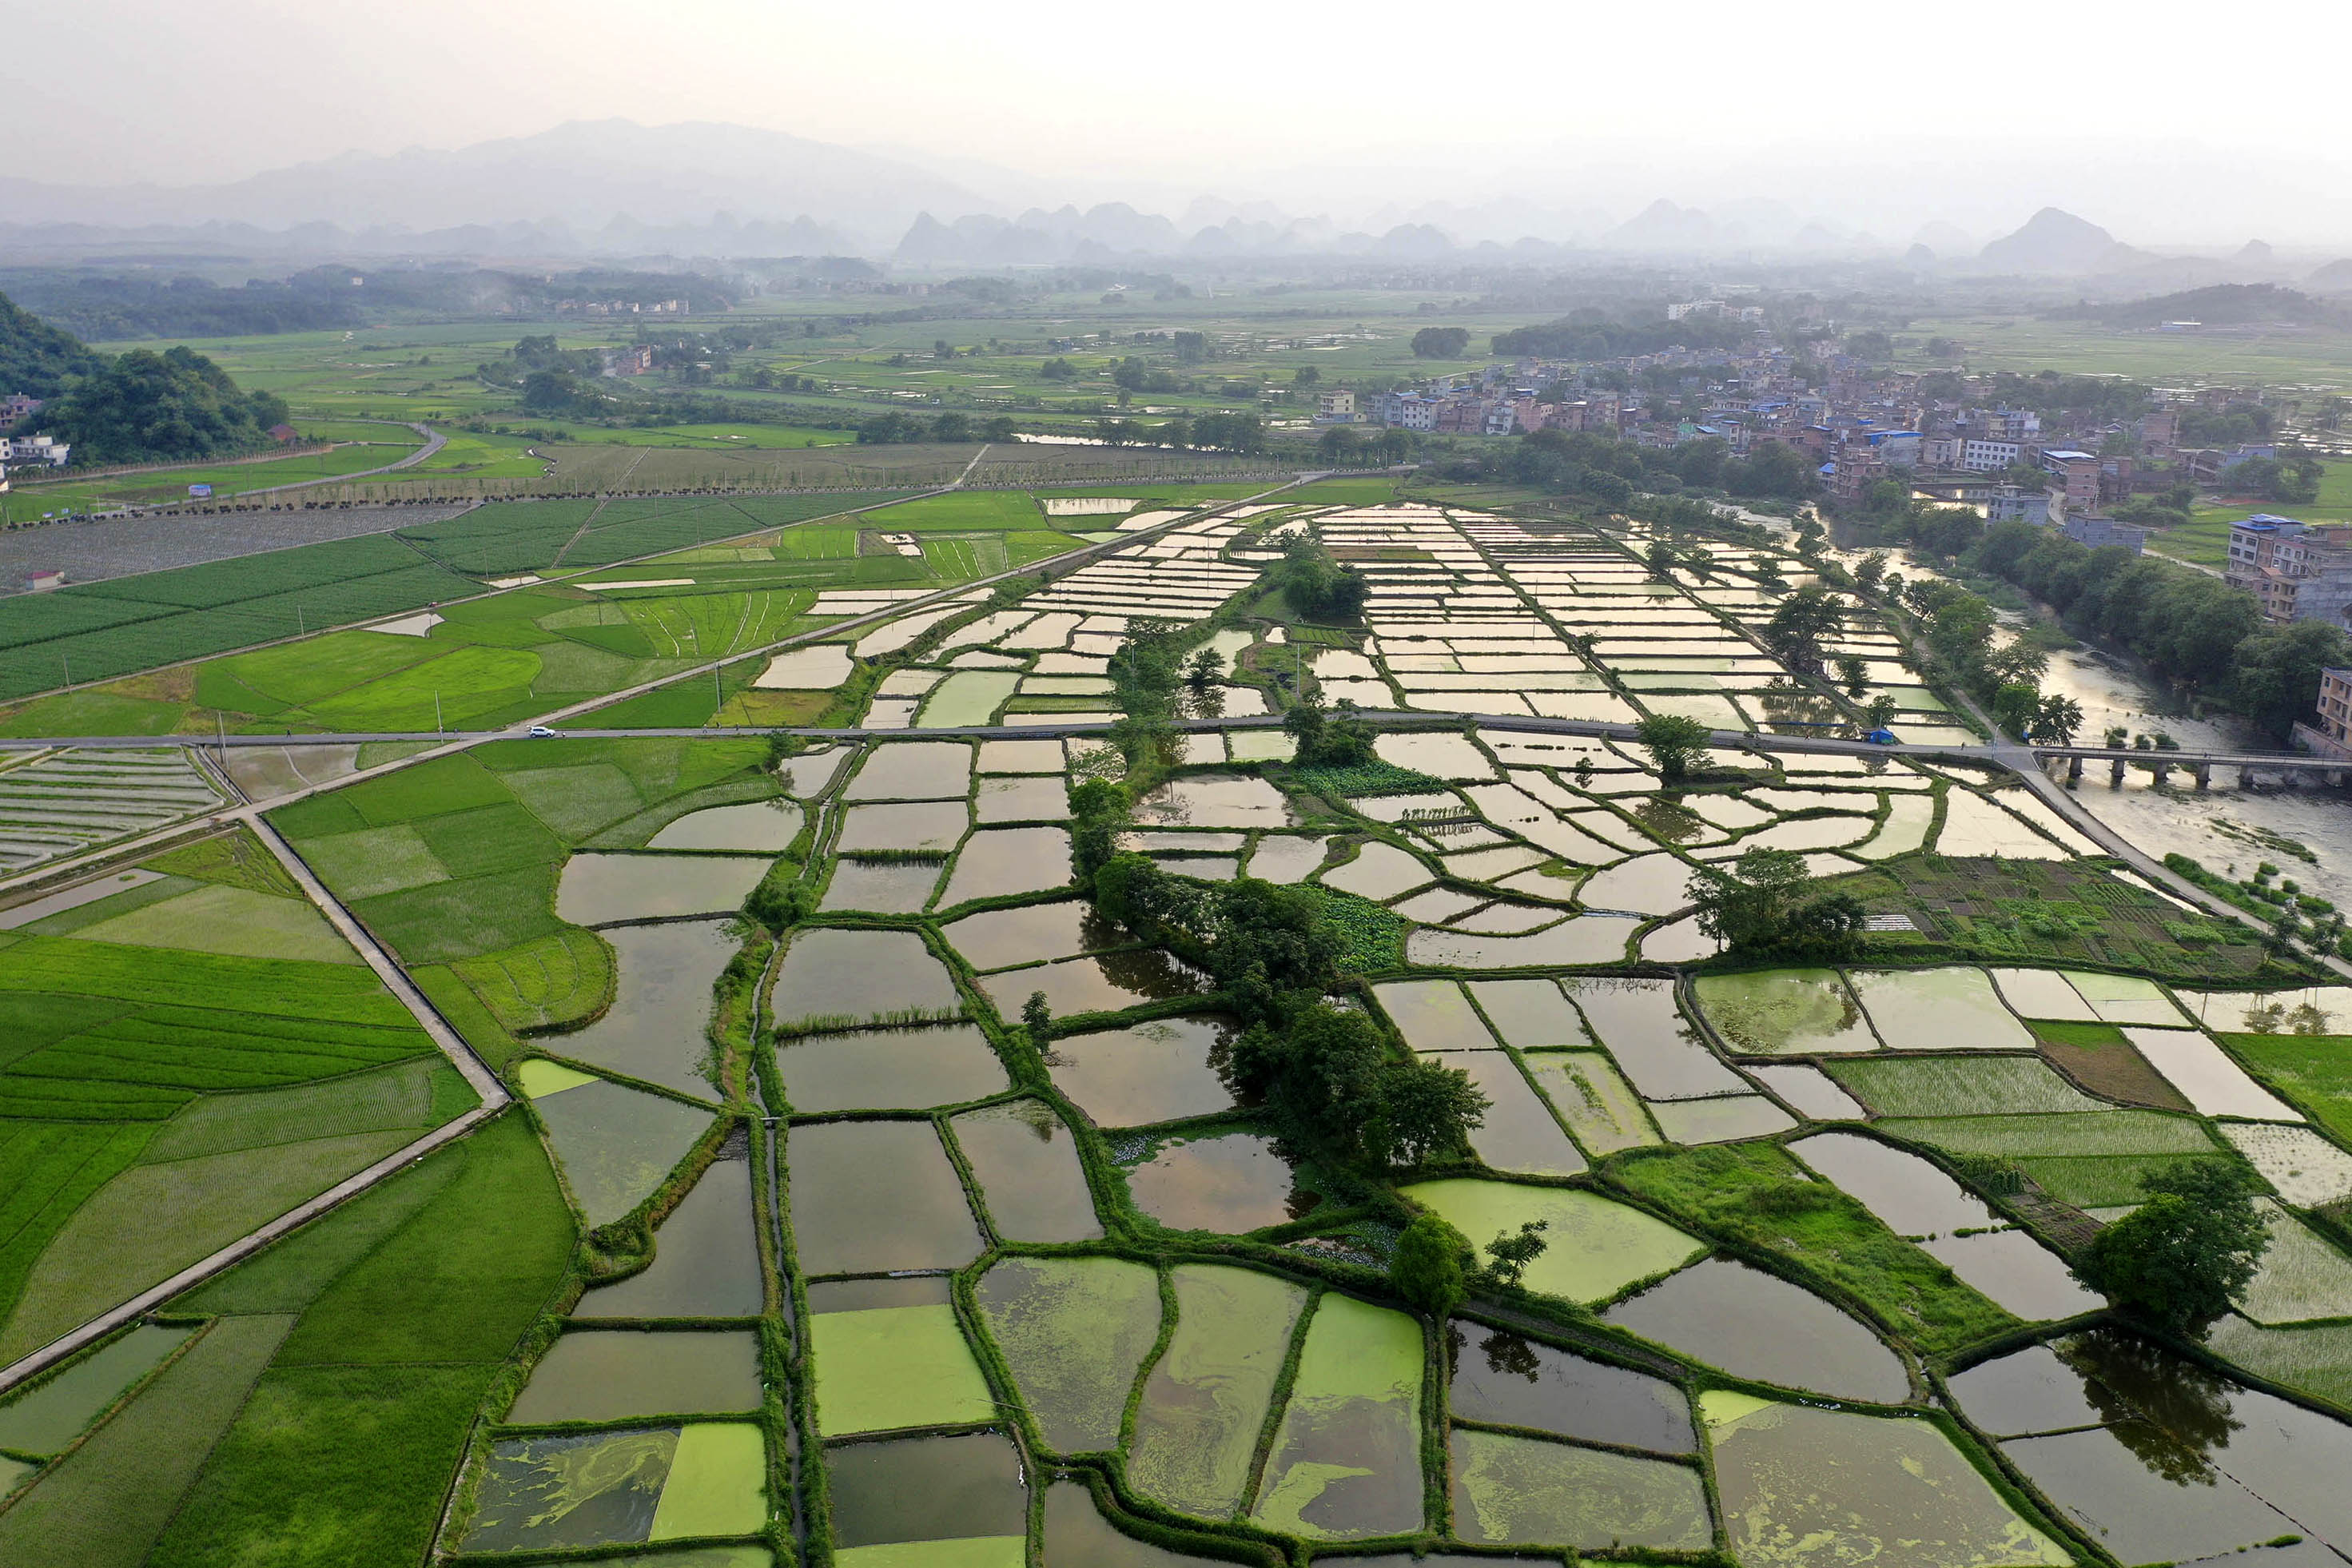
top-left (1127, 1132), bottom-right (1315, 1233)
top-left (508, 1330), bottom-right (762, 1423)
top-left (784, 1120), bottom-right (983, 1276)
top-left (777, 1024), bottom-right (1007, 1112)
top-left (1045, 1014), bottom-right (1243, 1126)
top-left (826, 1432), bottom-right (1026, 1549)
top-left (575, 1146), bottom-right (764, 1319)
top-left (1249, 1293), bottom-right (1425, 1540)
top-left (951, 1099), bottom-right (1104, 1242)
top-left (555, 921), bottom-right (736, 1102)
top-left (1603, 1259), bottom-right (1910, 1403)
top-left (1447, 1322), bottom-right (1693, 1453)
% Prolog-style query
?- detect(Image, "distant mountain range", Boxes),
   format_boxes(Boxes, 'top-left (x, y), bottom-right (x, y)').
top-left (0, 121), bottom-right (979, 250)
top-left (6, 120), bottom-right (2352, 286)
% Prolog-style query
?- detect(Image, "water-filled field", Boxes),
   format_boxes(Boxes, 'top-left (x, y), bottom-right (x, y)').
top-left (9, 495), bottom-right (2352, 1567)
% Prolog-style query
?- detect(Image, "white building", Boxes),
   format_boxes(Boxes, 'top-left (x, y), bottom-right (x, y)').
top-left (1960, 439), bottom-right (2023, 473)
top-left (1, 434), bottom-right (68, 467)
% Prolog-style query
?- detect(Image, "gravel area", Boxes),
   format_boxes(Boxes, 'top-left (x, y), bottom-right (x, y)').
top-left (0, 503), bottom-right (470, 591)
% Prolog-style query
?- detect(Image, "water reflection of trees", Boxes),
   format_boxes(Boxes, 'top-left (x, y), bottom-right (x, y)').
top-left (2062, 1328), bottom-right (2243, 1482)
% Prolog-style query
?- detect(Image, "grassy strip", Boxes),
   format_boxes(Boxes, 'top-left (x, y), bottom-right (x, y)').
top-left (1606, 1142), bottom-right (2018, 1357)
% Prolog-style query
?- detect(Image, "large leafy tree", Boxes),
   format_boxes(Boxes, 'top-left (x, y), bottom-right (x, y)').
top-left (0, 289), bottom-right (102, 400)
top-left (36, 344), bottom-right (289, 463)
top-left (2075, 1162), bottom-right (2270, 1334)
top-left (1633, 712), bottom-right (1713, 781)
top-left (1760, 584), bottom-right (1845, 677)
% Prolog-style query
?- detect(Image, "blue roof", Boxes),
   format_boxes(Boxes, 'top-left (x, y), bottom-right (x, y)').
top-left (2238, 514), bottom-right (2302, 529)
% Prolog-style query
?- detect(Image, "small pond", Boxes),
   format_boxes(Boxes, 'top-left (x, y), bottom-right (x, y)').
top-left (555, 854), bottom-right (773, 926)
top-left (1046, 1014), bottom-right (1243, 1127)
top-left (785, 1120), bottom-right (983, 1276)
top-left (1603, 1259), bottom-right (1909, 1404)
top-left (951, 1099), bottom-right (1103, 1242)
top-left (1127, 1131), bottom-right (1315, 1234)
top-left (645, 799), bottom-right (802, 853)
top-left (778, 1024), bottom-right (1007, 1112)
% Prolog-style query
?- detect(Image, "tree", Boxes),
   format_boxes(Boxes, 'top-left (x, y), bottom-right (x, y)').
top-left (1481, 1221), bottom-right (1550, 1289)
top-left (1634, 713), bottom-right (1713, 781)
top-left (1864, 693), bottom-right (1900, 731)
top-left (1760, 584), bottom-right (1845, 678)
top-left (1185, 647), bottom-right (1221, 690)
top-left (1390, 1214), bottom-right (1473, 1318)
top-left (1411, 326), bottom-right (1471, 359)
top-left (1836, 655), bottom-right (1871, 696)
top-left (2075, 1161), bottom-right (2270, 1334)
top-left (1688, 846), bottom-right (1866, 958)
top-left (37, 344), bottom-right (290, 464)
top-left (1316, 425), bottom-right (1360, 463)
top-left (1291, 365), bottom-right (1321, 386)
top-left (2231, 619), bottom-right (2352, 741)
top-left (1992, 682), bottom-right (2043, 738)
top-left (1645, 541), bottom-right (1679, 579)
top-left (2032, 694), bottom-right (2086, 746)
top-left (1376, 1055), bottom-right (1489, 1165)
top-left (1039, 357), bottom-right (1077, 381)
top-left (1021, 990), bottom-right (1053, 1039)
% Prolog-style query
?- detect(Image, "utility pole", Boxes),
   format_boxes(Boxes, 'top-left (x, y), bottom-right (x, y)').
top-left (435, 691), bottom-right (444, 738)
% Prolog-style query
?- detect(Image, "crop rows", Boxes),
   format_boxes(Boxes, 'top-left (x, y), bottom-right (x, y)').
top-left (0, 937), bottom-right (417, 1025)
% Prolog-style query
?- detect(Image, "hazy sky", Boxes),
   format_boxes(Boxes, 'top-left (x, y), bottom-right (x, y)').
top-left (12, 0), bottom-right (2352, 243)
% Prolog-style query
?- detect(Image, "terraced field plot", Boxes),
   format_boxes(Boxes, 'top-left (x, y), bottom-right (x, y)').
top-left (9, 495), bottom-right (2352, 1568)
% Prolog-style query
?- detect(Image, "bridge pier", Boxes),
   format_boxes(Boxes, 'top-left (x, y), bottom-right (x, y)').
top-left (2111, 758), bottom-right (2127, 786)
top-left (2193, 762), bottom-right (2211, 791)
top-left (2066, 755), bottom-right (2084, 782)
top-left (2151, 760), bottom-right (2171, 785)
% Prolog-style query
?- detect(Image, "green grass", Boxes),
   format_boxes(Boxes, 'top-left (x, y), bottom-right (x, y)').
top-left (0, 1129), bottom-right (420, 1364)
top-left (144, 831), bottom-right (303, 900)
top-left (0, 937), bottom-right (417, 1025)
top-left (861, 491), bottom-right (1051, 531)
top-left (1881, 1110), bottom-right (2218, 1159)
top-left (335, 754), bottom-right (512, 828)
top-left (152, 1112), bottom-right (575, 1567)
top-left (0, 1312), bottom-right (295, 1566)
top-left (2016, 1153), bottom-right (2238, 1208)
top-left (0, 1121), bottom-right (157, 1342)
top-left (1609, 1142), bottom-right (2016, 1355)
top-left (350, 865), bottom-right (566, 965)
top-left (1824, 1056), bottom-right (2111, 1118)
top-left (2223, 1033), bottom-right (2352, 1146)
top-left (452, 929), bottom-right (615, 1034)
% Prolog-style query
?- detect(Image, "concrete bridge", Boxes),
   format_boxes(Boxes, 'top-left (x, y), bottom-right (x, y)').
top-left (2028, 745), bottom-right (2352, 790)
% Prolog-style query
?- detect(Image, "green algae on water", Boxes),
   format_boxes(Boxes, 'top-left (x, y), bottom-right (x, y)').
top-left (973, 1256), bottom-right (1160, 1455)
top-left (809, 1304), bottom-right (994, 1437)
top-left (1250, 1293), bottom-right (1424, 1540)
top-left (1400, 1178), bottom-right (1701, 1303)
top-left (1448, 1427), bottom-right (1710, 1550)
top-left (1702, 1394), bottom-right (2069, 1566)
top-left (1129, 1265), bottom-right (1308, 1518)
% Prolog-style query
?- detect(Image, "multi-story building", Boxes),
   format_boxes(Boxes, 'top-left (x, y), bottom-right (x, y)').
top-left (2137, 408), bottom-right (2179, 456)
top-left (2299, 667), bottom-right (2352, 761)
top-left (0, 434), bottom-right (67, 467)
top-left (1376, 392), bottom-right (1438, 431)
top-left (0, 394), bottom-right (39, 427)
top-left (1960, 439), bottom-right (2024, 472)
top-left (1315, 389), bottom-right (1356, 424)
top-left (2224, 515), bottom-right (2352, 624)
top-left (1986, 489), bottom-right (2053, 526)
top-left (2038, 449), bottom-right (2102, 513)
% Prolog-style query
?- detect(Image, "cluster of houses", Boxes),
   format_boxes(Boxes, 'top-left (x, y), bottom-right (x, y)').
top-left (0, 398), bottom-right (66, 493)
top-left (1313, 327), bottom-right (2302, 555)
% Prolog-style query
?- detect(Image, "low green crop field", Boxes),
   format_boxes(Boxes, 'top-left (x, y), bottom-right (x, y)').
top-left (2, 433), bottom-right (425, 518)
top-left (1881, 1109), bottom-right (2219, 1159)
top-left (1610, 1142), bottom-right (2016, 1354)
top-left (149, 1113), bottom-right (574, 1566)
top-left (451, 929), bottom-right (615, 1033)
top-left (2224, 1033), bottom-right (2352, 1144)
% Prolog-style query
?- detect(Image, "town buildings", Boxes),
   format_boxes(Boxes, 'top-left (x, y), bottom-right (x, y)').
top-left (2225, 515), bottom-right (2352, 627)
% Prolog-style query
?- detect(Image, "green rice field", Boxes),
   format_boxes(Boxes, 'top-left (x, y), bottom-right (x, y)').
top-left (6, 490), bottom-right (2352, 1566)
